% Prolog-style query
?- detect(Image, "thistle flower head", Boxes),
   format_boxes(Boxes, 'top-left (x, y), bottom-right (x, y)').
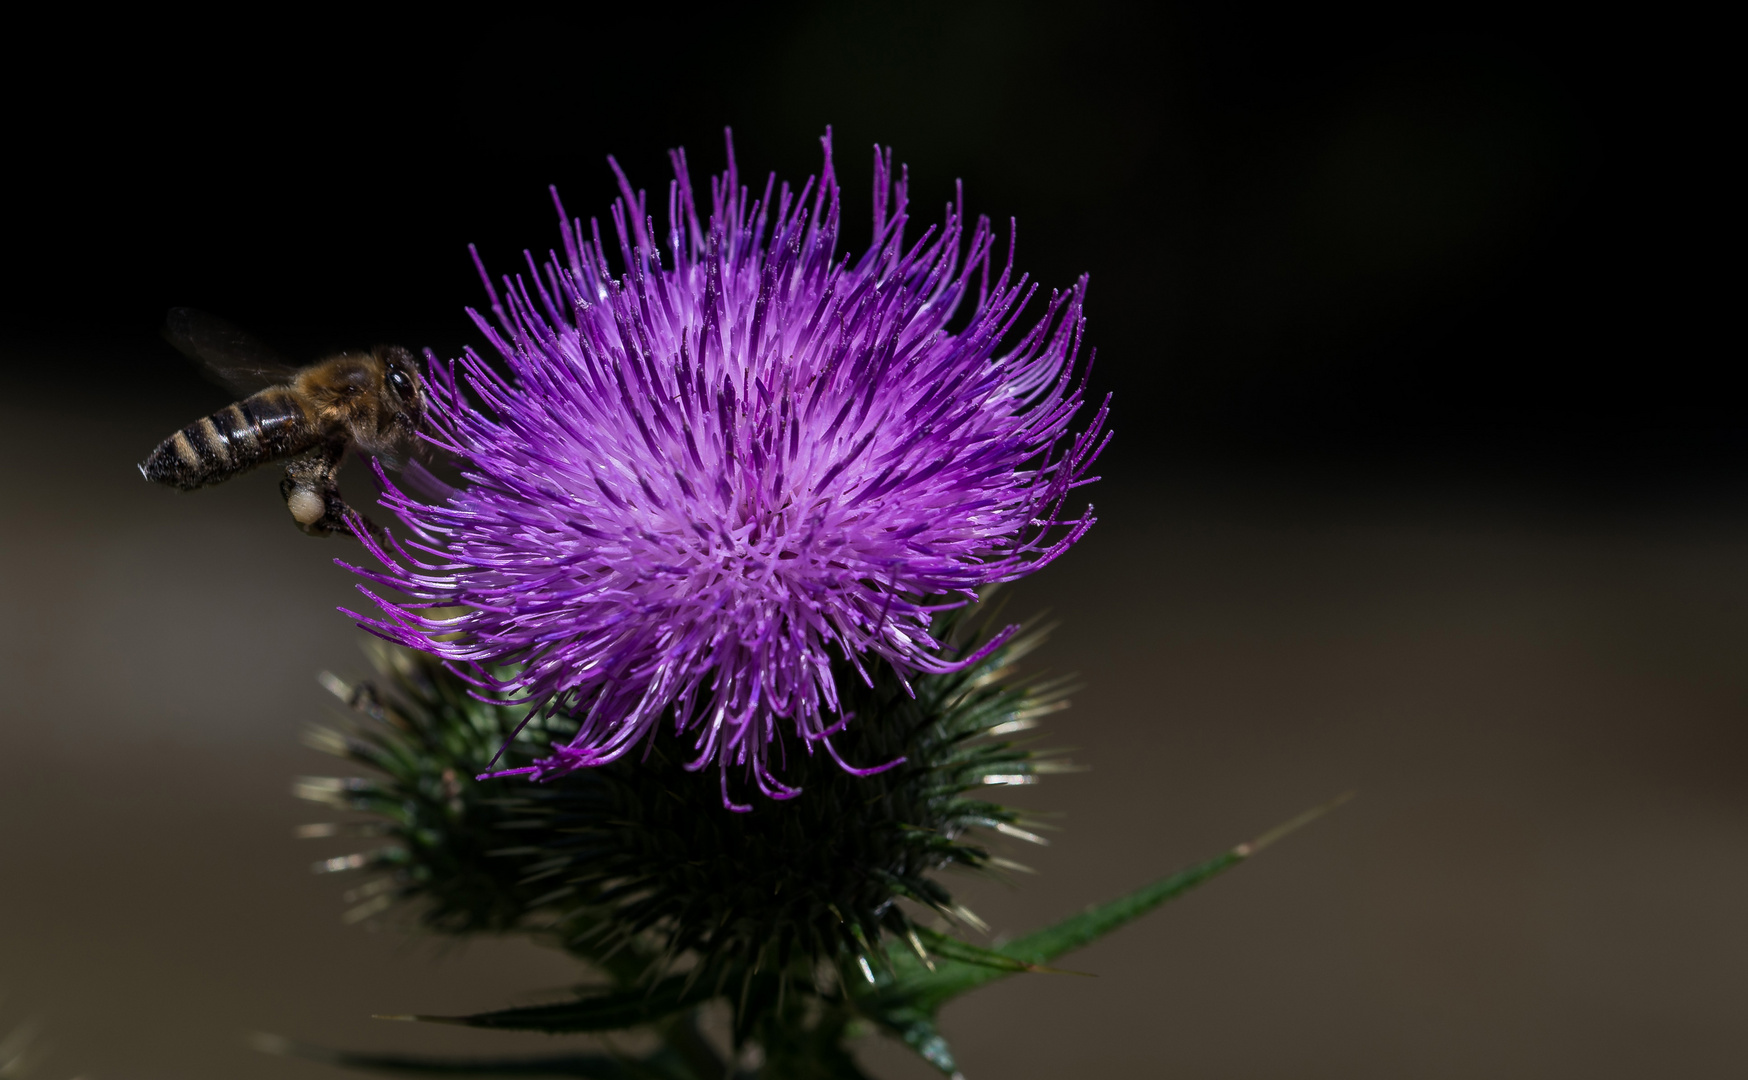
top-left (344, 130), bottom-right (1108, 802)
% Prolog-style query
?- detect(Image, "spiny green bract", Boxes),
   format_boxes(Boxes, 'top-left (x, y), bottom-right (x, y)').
top-left (298, 608), bottom-right (1072, 991)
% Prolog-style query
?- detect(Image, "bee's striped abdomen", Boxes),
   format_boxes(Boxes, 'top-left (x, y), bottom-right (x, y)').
top-left (139, 387), bottom-right (312, 490)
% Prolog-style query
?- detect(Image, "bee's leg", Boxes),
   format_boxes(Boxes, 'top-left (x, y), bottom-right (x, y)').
top-left (280, 444), bottom-right (383, 542)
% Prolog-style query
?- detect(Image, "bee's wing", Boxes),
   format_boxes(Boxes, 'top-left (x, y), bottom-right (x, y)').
top-left (162, 307), bottom-right (300, 395)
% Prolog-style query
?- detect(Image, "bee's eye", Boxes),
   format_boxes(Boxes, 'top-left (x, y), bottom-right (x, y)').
top-left (387, 369), bottom-right (413, 396)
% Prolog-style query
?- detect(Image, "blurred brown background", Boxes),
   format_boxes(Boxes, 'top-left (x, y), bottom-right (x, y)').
top-left (1, 3), bottom-right (1737, 1077)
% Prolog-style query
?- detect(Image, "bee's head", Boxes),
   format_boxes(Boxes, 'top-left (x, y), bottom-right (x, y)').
top-left (377, 345), bottom-right (426, 430)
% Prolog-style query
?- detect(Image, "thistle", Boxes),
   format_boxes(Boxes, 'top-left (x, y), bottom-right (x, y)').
top-left (340, 130), bottom-right (1111, 801)
top-left (251, 135), bottom-right (1346, 1078)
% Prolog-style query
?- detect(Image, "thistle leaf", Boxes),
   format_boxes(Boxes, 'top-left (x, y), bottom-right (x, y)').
top-left (399, 975), bottom-right (713, 1033)
top-left (250, 1032), bottom-right (681, 1078)
top-left (871, 792), bottom-right (1354, 1015)
top-left (909, 929), bottom-right (1090, 977)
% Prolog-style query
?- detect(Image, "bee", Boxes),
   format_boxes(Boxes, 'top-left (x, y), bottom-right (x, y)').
top-left (139, 308), bottom-right (426, 539)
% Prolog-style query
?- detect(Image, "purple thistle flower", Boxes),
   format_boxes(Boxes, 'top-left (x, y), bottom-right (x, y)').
top-left (343, 130), bottom-right (1109, 808)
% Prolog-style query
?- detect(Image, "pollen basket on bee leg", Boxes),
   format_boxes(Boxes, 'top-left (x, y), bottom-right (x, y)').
top-left (288, 487), bottom-right (327, 525)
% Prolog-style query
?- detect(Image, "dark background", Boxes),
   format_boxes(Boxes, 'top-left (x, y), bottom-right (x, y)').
top-left (3, 4), bottom-right (1742, 1078)
top-left (2, 3), bottom-right (1715, 474)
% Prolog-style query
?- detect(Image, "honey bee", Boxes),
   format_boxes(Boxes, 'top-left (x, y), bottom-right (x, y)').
top-left (139, 308), bottom-right (426, 539)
